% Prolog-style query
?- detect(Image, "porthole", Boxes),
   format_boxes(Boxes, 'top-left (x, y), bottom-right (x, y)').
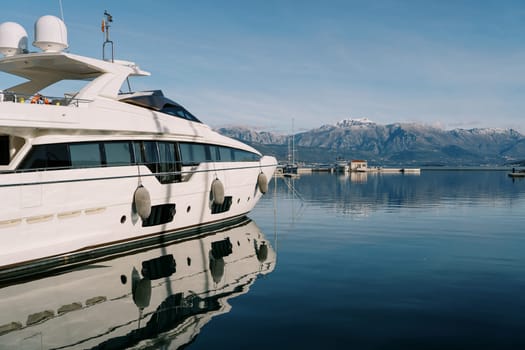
top-left (237, 198), bottom-right (240, 204)
top-left (187, 257), bottom-right (191, 266)
top-left (120, 215), bottom-right (126, 224)
top-left (120, 275), bottom-right (127, 284)
top-left (187, 206), bottom-right (191, 213)
top-left (247, 196), bottom-right (250, 202)
top-left (237, 240), bottom-right (240, 246)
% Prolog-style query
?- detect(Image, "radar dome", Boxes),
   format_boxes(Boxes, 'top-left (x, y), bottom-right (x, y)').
top-left (0, 22), bottom-right (28, 57)
top-left (33, 15), bottom-right (68, 52)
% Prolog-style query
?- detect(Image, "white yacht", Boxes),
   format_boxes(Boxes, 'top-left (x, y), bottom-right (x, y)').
top-left (0, 14), bottom-right (276, 277)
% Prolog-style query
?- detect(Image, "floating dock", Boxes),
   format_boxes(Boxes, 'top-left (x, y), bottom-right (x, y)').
top-left (367, 167), bottom-right (421, 174)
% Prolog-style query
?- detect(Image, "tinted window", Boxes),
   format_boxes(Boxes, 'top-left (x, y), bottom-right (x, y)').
top-left (0, 136), bottom-right (9, 165)
top-left (158, 142), bottom-right (175, 165)
top-left (180, 143), bottom-right (259, 164)
top-left (161, 105), bottom-right (200, 122)
top-left (158, 141), bottom-right (179, 183)
top-left (104, 142), bottom-right (132, 166)
top-left (143, 141), bottom-right (159, 173)
top-left (19, 147), bottom-right (47, 169)
top-left (18, 144), bottom-right (70, 170)
top-left (47, 144), bottom-right (71, 168)
top-left (219, 147), bottom-right (233, 161)
top-left (70, 143), bottom-right (102, 167)
top-left (179, 143), bottom-right (210, 165)
top-left (208, 145), bottom-right (220, 161)
top-left (179, 143), bottom-right (192, 165)
top-left (233, 149), bottom-right (260, 161)
top-left (192, 144), bottom-right (207, 162)
top-left (133, 141), bottom-right (144, 164)
top-left (179, 143), bottom-right (205, 165)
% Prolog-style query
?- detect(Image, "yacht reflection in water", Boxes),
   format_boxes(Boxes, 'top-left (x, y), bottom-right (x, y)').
top-left (0, 218), bottom-right (275, 349)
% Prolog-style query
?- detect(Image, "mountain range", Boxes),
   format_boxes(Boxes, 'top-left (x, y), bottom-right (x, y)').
top-left (217, 119), bottom-right (525, 166)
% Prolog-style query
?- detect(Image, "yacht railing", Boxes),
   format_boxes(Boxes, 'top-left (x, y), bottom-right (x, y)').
top-left (0, 91), bottom-right (92, 107)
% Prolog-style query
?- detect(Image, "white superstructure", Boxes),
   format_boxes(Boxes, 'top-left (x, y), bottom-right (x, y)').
top-left (0, 15), bottom-right (276, 276)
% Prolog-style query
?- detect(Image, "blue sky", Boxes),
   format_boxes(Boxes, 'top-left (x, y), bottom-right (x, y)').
top-left (2, 1), bottom-right (525, 133)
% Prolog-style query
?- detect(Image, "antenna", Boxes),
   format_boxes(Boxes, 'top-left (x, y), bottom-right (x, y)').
top-left (58, 0), bottom-right (65, 22)
top-left (102, 10), bottom-right (114, 62)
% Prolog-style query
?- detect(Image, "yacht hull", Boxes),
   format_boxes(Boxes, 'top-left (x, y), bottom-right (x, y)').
top-left (0, 158), bottom-right (276, 276)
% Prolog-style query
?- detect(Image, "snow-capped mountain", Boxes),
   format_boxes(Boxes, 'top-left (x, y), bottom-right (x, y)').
top-left (217, 120), bottom-right (525, 166)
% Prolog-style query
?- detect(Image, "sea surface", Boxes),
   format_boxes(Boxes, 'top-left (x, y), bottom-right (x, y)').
top-left (2, 170), bottom-right (525, 349)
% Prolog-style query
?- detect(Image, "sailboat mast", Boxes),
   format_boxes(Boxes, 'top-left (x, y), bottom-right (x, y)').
top-left (287, 133), bottom-right (291, 164)
top-left (292, 118), bottom-right (295, 165)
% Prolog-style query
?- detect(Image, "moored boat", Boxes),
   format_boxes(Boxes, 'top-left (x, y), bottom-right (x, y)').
top-left (335, 159), bottom-right (349, 173)
top-left (508, 170), bottom-right (525, 178)
top-left (0, 14), bottom-right (276, 275)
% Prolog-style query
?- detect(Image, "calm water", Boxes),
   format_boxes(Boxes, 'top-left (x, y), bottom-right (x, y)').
top-left (1, 170), bottom-right (525, 349)
top-left (195, 170), bottom-right (525, 350)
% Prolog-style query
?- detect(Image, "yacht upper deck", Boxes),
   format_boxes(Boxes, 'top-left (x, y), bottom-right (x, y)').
top-left (0, 51), bottom-right (150, 101)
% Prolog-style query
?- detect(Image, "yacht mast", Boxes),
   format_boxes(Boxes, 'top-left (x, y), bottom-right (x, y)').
top-left (102, 10), bottom-right (114, 62)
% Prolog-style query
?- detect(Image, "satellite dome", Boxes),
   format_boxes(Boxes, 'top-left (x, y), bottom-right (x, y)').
top-left (0, 22), bottom-right (28, 57)
top-left (33, 15), bottom-right (68, 52)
